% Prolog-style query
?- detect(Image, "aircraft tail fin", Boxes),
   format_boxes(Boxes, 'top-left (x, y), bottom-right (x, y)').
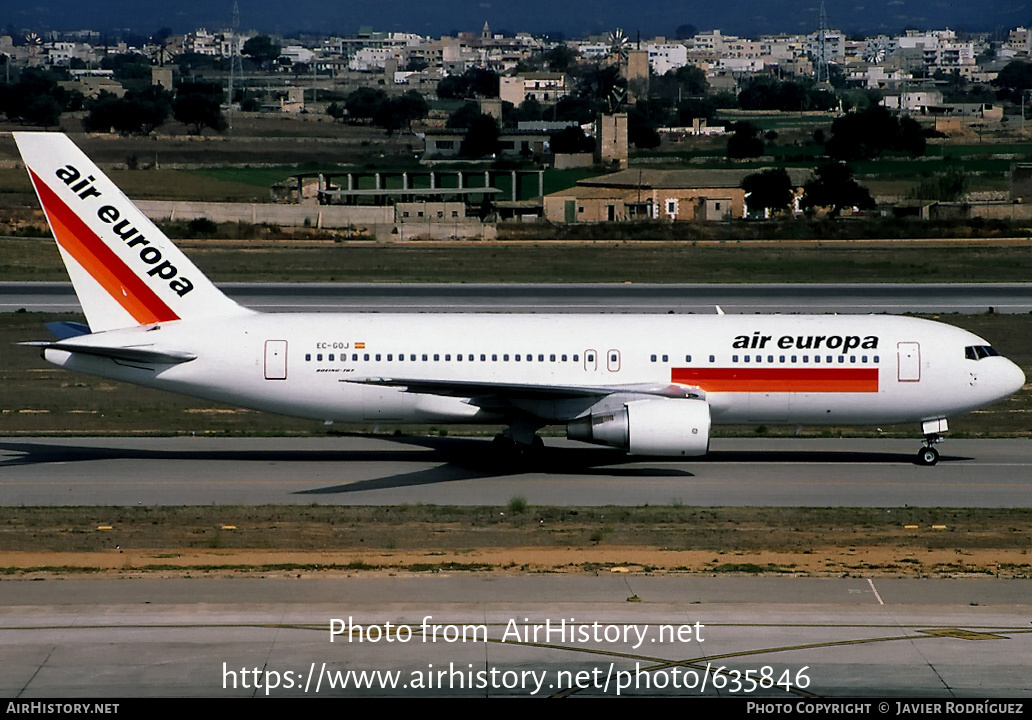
top-left (14, 132), bottom-right (251, 332)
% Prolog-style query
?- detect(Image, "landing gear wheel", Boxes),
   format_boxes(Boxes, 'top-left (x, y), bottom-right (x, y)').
top-left (916, 446), bottom-right (939, 466)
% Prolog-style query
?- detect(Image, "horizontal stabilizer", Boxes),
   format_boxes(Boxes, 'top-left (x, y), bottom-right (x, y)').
top-left (20, 341), bottom-right (196, 365)
top-left (45, 321), bottom-right (91, 340)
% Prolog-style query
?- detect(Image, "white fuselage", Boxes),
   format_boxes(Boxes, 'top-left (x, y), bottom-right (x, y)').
top-left (41, 312), bottom-right (1025, 429)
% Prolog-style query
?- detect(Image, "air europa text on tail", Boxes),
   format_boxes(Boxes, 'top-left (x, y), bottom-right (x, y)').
top-left (55, 163), bottom-right (194, 297)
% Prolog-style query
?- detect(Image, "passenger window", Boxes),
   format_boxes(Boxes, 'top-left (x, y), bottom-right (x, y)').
top-left (662, 354), bottom-right (668, 362)
top-left (375, 354), bottom-right (381, 361)
top-left (651, 354), bottom-right (657, 362)
top-left (305, 354), bottom-right (311, 361)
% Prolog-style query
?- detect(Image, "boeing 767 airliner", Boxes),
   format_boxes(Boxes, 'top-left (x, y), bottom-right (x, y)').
top-left (14, 133), bottom-right (1026, 465)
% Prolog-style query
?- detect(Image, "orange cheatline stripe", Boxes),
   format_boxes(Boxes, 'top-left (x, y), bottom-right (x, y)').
top-left (672, 367), bottom-right (879, 393)
top-left (30, 170), bottom-right (178, 324)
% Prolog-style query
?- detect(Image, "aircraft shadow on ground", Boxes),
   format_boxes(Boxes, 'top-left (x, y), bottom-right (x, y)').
top-left (0, 437), bottom-right (970, 496)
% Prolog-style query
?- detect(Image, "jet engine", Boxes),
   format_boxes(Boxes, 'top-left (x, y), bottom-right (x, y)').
top-left (566, 398), bottom-right (711, 456)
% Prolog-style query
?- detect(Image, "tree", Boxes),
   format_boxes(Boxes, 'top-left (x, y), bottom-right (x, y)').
top-left (173, 82), bottom-right (226, 134)
top-left (84, 85), bottom-right (172, 135)
top-left (742, 168), bottom-right (794, 217)
top-left (825, 105), bottom-right (926, 161)
top-left (627, 106), bottom-right (661, 149)
top-left (446, 101), bottom-right (482, 129)
top-left (344, 87), bottom-right (386, 124)
top-left (675, 24), bottom-right (698, 40)
top-left (992, 60), bottom-right (1032, 101)
top-left (372, 91), bottom-right (428, 137)
top-left (460, 114), bottom-right (500, 157)
top-left (726, 121), bottom-right (764, 159)
top-left (436, 68), bottom-right (499, 99)
top-left (505, 97), bottom-right (543, 126)
top-left (676, 97), bottom-right (717, 124)
top-left (549, 126), bottom-right (594, 154)
top-left (242, 35), bottom-right (281, 67)
top-left (544, 45), bottom-right (578, 72)
top-left (1, 67), bottom-right (79, 126)
top-left (324, 101), bottom-right (343, 122)
top-left (801, 163), bottom-right (875, 218)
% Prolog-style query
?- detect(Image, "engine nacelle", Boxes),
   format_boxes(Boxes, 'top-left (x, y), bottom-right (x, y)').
top-left (566, 398), bottom-right (711, 456)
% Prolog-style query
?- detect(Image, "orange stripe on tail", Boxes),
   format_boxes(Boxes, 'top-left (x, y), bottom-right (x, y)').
top-left (30, 170), bottom-right (179, 325)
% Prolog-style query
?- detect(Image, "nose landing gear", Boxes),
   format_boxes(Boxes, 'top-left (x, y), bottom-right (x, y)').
top-left (916, 418), bottom-right (947, 466)
top-left (917, 444), bottom-right (940, 466)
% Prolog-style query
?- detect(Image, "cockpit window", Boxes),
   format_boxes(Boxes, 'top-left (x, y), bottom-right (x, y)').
top-left (965, 345), bottom-right (999, 360)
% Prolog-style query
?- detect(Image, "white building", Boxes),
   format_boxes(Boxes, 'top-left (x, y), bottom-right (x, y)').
top-left (647, 43), bottom-right (688, 75)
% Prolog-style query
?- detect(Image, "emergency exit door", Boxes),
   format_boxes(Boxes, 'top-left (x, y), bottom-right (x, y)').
top-left (265, 340), bottom-right (288, 380)
top-left (897, 342), bottom-right (920, 382)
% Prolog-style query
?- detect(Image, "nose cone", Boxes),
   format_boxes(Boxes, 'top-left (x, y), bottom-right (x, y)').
top-left (1004, 359), bottom-right (1027, 397)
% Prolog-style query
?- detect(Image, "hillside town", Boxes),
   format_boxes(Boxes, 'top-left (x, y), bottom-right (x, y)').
top-left (4, 15), bottom-right (1032, 237)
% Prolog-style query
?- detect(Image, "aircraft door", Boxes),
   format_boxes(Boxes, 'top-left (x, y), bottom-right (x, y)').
top-left (897, 342), bottom-right (920, 382)
top-left (265, 340), bottom-right (288, 380)
top-left (584, 349), bottom-right (598, 372)
top-left (607, 349), bottom-right (621, 372)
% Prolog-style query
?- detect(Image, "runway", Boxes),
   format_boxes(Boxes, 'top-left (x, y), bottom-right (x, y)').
top-left (1, 437), bottom-right (1030, 507)
top-left (4, 281), bottom-right (1032, 314)
top-left (2, 575), bottom-right (1030, 697)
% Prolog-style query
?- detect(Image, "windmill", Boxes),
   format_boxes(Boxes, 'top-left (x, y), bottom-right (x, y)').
top-left (608, 28), bottom-right (629, 65)
top-left (25, 32), bottom-right (43, 65)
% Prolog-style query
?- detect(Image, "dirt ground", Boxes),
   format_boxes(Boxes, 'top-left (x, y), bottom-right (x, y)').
top-left (1, 546), bottom-right (1027, 580)
top-left (2, 506), bottom-right (1029, 580)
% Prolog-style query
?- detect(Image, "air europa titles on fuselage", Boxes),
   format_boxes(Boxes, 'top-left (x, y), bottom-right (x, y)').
top-left (733, 331), bottom-right (879, 351)
top-left (54, 164), bottom-right (193, 297)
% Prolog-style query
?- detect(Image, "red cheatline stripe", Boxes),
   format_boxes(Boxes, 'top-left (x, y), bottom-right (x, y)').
top-left (29, 170), bottom-right (178, 324)
top-left (672, 367), bottom-right (879, 393)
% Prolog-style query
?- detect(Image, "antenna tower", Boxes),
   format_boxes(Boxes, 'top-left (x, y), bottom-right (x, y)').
top-left (816, 0), bottom-right (829, 84)
top-left (227, 1), bottom-right (244, 131)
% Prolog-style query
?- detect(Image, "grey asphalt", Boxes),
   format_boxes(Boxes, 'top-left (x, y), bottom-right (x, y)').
top-left (2, 576), bottom-right (1030, 697)
top-left (4, 281), bottom-right (1032, 314)
top-left (1, 436), bottom-right (1030, 507)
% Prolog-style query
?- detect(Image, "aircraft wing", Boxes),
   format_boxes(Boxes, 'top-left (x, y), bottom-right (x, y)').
top-left (348, 376), bottom-right (704, 418)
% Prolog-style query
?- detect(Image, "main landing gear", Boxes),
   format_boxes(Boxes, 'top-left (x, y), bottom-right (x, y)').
top-left (916, 418), bottom-right (948, 466)
top-left (492, 418), bottom-right (545, 462)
